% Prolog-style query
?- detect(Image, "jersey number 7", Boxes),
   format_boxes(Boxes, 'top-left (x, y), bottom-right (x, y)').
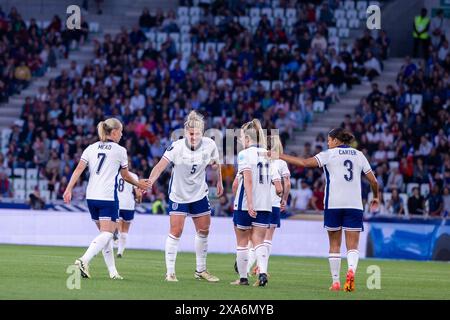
top-left (96, 153), bottom-right (106, 174)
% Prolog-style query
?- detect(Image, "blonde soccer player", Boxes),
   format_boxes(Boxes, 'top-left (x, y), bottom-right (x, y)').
top-left (147, 111), bottom-right (223, 282)
top-left (279, 128), bottom-right (379, 292)
top-left (116, 161), bottom-right (143, 258)
top-left (231, 119), bottom-right (282, 287)
top-left (246, 135), bottom-right (291, 277)
top-left (63, 118), bottom-right (150, 279)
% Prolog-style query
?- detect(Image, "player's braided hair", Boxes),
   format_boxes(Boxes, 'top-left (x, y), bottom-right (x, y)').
top-left (242, 119), bottom-right (266, 148)
top-left (97, 118), bottom-right (122, 142)
top-left (328, 127), bottom-right (355, 145)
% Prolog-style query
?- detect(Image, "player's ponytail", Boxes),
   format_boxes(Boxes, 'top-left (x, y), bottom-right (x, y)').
top-left (97, 118), bottom-right (123, 142)
top-left (269, 134), bottom-right (284, 156)
top-left (328, 127), bottom-right (355, 145)
top-left (242, 119), bottom-right (266, 148)
top-left (184, 110), bottom-right (205, 133)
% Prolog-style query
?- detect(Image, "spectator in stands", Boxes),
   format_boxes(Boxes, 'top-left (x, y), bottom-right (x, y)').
top-left (151, 192), bottom-right (166, 214)
top-left (291, 180), bottom-right (313, 212)
top-left (28, 187), bottom-right (45, 210)
top-left (139, 7), bottom-right (155, 31)
top-left (311, 31), bottom-right (327, 52)
top-left (310, 180), bottom-right (324, 211)
top-left (408, 187), bottom-right (426, 215)
top-left (428, 185), bottom-right (444, 217)
top-left (387, 189), bottom-right (405, 215)
top-left (386, 167), bottom-right (404, 192)
top-left (430, 9), bottom-right (445, 49)
top-left (363, 51), bottom-right (382, 81)
top-left (14, 61), bottom-right (31, 91)
top-left (443, 187), bottom-right (450, 215)
top-left (0, 171), bottom-right (11, 198)
top-left (413, 8), bottom-right (431, 60)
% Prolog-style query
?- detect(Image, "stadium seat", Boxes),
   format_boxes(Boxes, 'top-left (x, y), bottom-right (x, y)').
top-left (368, 1), bottom-right (381, 6)
top-left (13, 179), bottom-right (25, 191)
top-left (328, 27), bottom-right (338, 37)
top-left (27, 179), bottom-right (38, 190)
top-left (40, 190), bottom-right (50, 201)
top-left (178, 16), bottom-right (190, 26)
top-left (389, 161), bottom-right (399, 170)
top-left (411, 94), bottom-right (423, 114)
top-left (266, 43), bottom-right (277, 52)
top-left (177, 6), bottom-right (188, 17)
top-left (251, 17), bottom-right (260, 27)
top-left (271, 81), bottom-right (283, 90)
top-left (313, 101), bottom-right (325, 113)
top-left (347, 9), bottom-right (357, 19)
top-left (12, 168), bottom-right (25, 178)
top-left (250, 8), bottom-right (260, 18)
top-left (400, 193), bottom-right (408, 214)
top-left (181, 33), bottom-right (190, 43)
top-left (217, 42), bottom-right (225, 52)
top-left (145, 31), bottom-right (156, 42)
top-left (328, 36), bottom-right (340, 48)
top-left (337, 18), bottom-right (348, 28)
top-left (14, 190), bottom-right (26, 201)
top-left (238, 16), bottom-right (250, 28)
top-left (286, 8), bottom-right (296, 19)
top-left (407, 183), bottom-right (420, 196)
top-left (181, 42), bottom-right (192, 54)
top-left (348, 18), bottom-right (360, 28)
top-left (339, 28), bottom-right (350, 38)
top-left (189, 7), bottom-right (201, 17)
top-left (205, 42), bottom-right (216, 53)
top-left (357, 1), bottom-right (368, 11)
top-left (334, 9), bottom-right (346, 20)
top-left (420, 184), bottom-right (430, 197)
top-left (38, 180), bottom-right (48, 191)
top-left (259, 81), bottom-right (271, 91)
top-left (41, 20), bottom-right (51, 29)
top-left (169, 33), bottom-right (180, 43)
top-left (279, 44), bottom-right (289, 51)
top-left (286, 17), bottom-right (296, 27)
top-left (180, 25), bottom-right (190, 34)
top-left (157, 32), bottom-right (168, 43)
top-left (274, 8), bottom-right (284, 18)
top-left (190, 16), bottom-right (200, 25)
top-left (261, 8), bottom-right (272, 17)
top-left (344, 0), bottom-right (355, 10)
top-left (26, 169), bottom-right (38, 180)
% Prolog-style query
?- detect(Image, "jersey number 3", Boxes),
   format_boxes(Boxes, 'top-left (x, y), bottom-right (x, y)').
top-left (344, 160), bottom-right (353, 182)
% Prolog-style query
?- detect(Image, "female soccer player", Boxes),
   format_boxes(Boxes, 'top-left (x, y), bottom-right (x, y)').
top-left (63, 118), bottom-right (150, 279)
top-left (147, 111), bottom-right (223, 282)
top-left (232, 119), bottom-right (282, 287)
top-left (279, 128), bottom-right (379, 292)
top-left (116, 162), bottom-right (143, 258)
top-left (246, 135), bottom-right (291, 277)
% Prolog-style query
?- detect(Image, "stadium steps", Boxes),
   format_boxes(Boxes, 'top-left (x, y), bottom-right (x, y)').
top-left (286, 57), bottom-right (405, 155)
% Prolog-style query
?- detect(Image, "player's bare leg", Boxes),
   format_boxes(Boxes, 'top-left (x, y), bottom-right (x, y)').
top-left (165, 214), bottom-right (185, 281)
top-left (328, 230), bottom-right (342, 291)
top-left (193, 214), bottom-right (219, 282)
top-left (344, 231), bottom-right (360, 292)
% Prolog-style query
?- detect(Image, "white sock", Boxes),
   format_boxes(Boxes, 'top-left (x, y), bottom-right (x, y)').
top-left (328, 253), bottom-right (341, 284)
top-left (255, 243), bottom-right (269, 274)
top-left (195, 233), bottom-right (208, 272)
top-left (165, 234), bottom-right (179, 275)
top-left (347, 249), bottom-right (359, 273)
top-left (117, 232), bottom-right (128, 255)
top-left (81, 232), bottom-right (113, 264)
top-left (247, 247), bottom-right (256, 273)
top-left (236, 247), bottom-right (248, 279)
top-left (102, 238), bottom-right (118, 276)
top-left (264, 240), bottom-right (272, 257)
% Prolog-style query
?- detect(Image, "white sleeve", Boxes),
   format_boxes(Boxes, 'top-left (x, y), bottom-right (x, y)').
top-left (361, 153), bottom-right (372, 175)
top-left (120, 147), bottom-right (128, 169)
top-left (80, 146), bottom-right (90, 164)
top-left (314, 150), bottom-right (331, 168)
top-left (237, 150), bottom-right (251, 173)
top-left (162, 142), bottom-right (178, 164)
top-left (271, 162), bottom-right (281, 182)
top-left (280, 161), bottom-right (291, 178)
top-left (210, 143), bottom-right (220, 163)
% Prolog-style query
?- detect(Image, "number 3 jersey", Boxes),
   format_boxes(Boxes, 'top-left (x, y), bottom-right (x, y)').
top-left (163, 137), bottom-right (220, 204)
top-left (234, 146), bottom-right (277, 212)
top-left (314, 146), bottom-right (372, 211)
top-left (80, 141), bottom-right (129, 201)
top-left (118, 171), bottom-right (139, 210)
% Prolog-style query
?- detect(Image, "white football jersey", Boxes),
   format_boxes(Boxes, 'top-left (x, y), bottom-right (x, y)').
top-left (314, 146), bottom-right (372, 210)
top-left (163, 137), bottom-right (219, 203)
top-left (117, 171), bottom-right (138, 210)
top-left (80, 140), bottom-right (128, 201)
top-left (233, 145), bottom-right (274, 212)
top-left (271, 159), bottom-right (291, 208)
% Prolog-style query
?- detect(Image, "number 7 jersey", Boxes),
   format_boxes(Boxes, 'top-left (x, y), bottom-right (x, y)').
top-left (314, 145), bottom-right (372, 211)
top-left (234, 146), bottom-right (277, 212)
top-left (80, 141), bottom-right (128, 201)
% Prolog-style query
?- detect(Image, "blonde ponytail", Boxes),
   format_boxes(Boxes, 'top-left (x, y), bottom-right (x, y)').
top-left (242, 119), bottom-right (266, 148)
top-left (270, 134), bottom-right (284, 156)
top-left (184, 110), bottom-right (205, 133)
top-left (97, 118), bottom-right (123, 142)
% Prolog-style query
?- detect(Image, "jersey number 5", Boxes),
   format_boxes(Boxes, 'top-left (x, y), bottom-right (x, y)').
top-left (344, 160), bottom-right (353, 182)
top-left (190, 164), bottom-right (198, 174)
top-left (96, 153), bottom-right (106, 174)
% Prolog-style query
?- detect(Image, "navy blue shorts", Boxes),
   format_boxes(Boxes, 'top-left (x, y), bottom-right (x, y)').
top-left (168, 196), bottom-right (211, 217)
top-left (324, 208), bottom-right (364, 232)
top-left (87, 199), bottom-right (119, 222)
top-left (233, 210), bottom-right (271, 230)
top-left (270, 207), bottom-right (281, 228)
top-left (119, 209), bottom-right (135, 222)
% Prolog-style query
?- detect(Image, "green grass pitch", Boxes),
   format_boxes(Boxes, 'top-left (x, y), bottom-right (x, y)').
top-left (0, 244), bottom-right (449, 300)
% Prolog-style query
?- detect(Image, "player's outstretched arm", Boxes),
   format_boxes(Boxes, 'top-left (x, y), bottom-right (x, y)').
top-left (63, 160), bottom-right (87, 204)
top-left (121, 168), bottom-right (150, 190)
top-left (280, 154), bottom-right (319, 168)
top-left (148, 157), bottom-right (170, 187)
